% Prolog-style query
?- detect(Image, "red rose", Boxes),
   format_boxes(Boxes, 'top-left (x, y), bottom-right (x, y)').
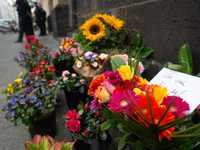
top-left (48, 66), bottom-right (55, 71)
top-left (66, 118), bottom-right (81, 133)
top-left (26, 35), bottom-right (35, 42)
top-left (24, 44), bottom-right (31, 50)
top-left (84, 104), bottom-right (89, 110)
top-left (66, 110), bottom-right (80, 120)
top-left (34, 38), bottom-right (39, 43)
top-left (83, 130), bottom-right (88, 135)
top-left (122, 80), bottom-right (134, 91)
top-left (54, 52), bottom-right (59, 57)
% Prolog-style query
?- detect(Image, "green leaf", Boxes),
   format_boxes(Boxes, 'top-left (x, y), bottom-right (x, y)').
top-left (196, 73), bottom-right (200, 77)
top-left (79, 85), bottom-right (84, 93)
top-left (141, 47), bottom-right (153, 58)
top-left (47, 104), bottom-right (52, 107)
top-left (164, 62), bottom-right (173, 68)
top-left (78, 109), bottom-right (84, 116)
top-left (25, 126), bottom-right (29, 131)
top-left (77, 104), bottom-right (83, 110)
top-left (84, 138), bottom-right (91, 144)
top-left (17, 117), bottom-right (22, 122)
top-left (133, 34), bottom-right (141, 47)
top-left (168, 64), bottom-right (191, 74)
top-left (24, 115), bottom-right (30, 119)
top-left (117, 133), bottom-right (131, 150)
top-left (178, 44), bottom-right (193, 74)
top-left (100, 132), bottom-right (107, 140)
top-left (101, 119), bottom-right (115, 131)
top-left (117, 124), bottom-right (130, 134)
top-left (111, 57), bottom-right (126, 71)
top-left (24, 143), bottom-right (39, 150)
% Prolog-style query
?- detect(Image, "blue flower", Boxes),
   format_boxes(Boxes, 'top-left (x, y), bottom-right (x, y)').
top-left (30, 96), bottom-right (37, 100)
top-left (52, 82), bottom-right (56, 86)
top-left (35, 102), bottom-right (43, 107)
top-left (13, 56), bottom-right (18, 61)
top-left (92, 54), bottom-right (98, 59)
top-left (85, 56), bottom-right (92, 60)
top-left (13, 98), bottom-right (18, 102)
top-left (45, 91), bottom-right (49, 95)
top-left (22, 79), bottom-right (27, 84)
top-left (34, 83), bottom-right (39, 87)
top-left (21, 98), bottom-right (26, 103)
top-left (11, 110), bottom-right (15, 116)
top-left (41, 83), bottom-right (44, 86)
top-left (5, 106), bottom-right (12, 111)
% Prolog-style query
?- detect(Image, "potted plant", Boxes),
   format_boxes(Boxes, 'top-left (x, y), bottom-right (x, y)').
top-left (57, 70), bottom-right (87, 110)
top-left (25, 134), bottom-right (76, 150)
top-left (2, 60), bottom-right (60, 138)
top-left (64, 101), bottom-right (111, 150)
top-left (53, 51), bottom-right (67, 77)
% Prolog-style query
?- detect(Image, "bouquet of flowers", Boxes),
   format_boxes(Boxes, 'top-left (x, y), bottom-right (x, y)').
top-left (2, 60), bottom-right (60, 130)
top-left (73, 13), bottom-right (127, 54)
top-left (88, 61), bottom-right (200, 149)
top-left (65, 101), bottom-right (111, 147)
top-left (73, 52), bottom-right (110, 83)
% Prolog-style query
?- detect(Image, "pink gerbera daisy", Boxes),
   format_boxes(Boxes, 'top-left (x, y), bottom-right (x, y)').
top-left (161, 96), bottom-right (190, 118)
top-left (108, 90), bottom-right (141, 115)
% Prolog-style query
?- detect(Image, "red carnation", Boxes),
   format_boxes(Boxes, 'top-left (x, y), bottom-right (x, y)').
top-left (38, 60), bottom-right (47, 68)
top-left (24, 44), bottom-right (31, 50)
top-left (122, 80), bottom-right (134, 91)
top-left (26, 35), bottom-right (35, 42)
top-left (48, 66), bottom-right (55, 71)
top-left (66, 110), bottom-right (80, 120)
top-left (83, 130), bottom-right (88, 135)
top-left (54, 52), bottom-right (59, 57)
top-left (66, 118), bottom-right (81, 133)
top-left (84, 104), bottom-right (89, 110)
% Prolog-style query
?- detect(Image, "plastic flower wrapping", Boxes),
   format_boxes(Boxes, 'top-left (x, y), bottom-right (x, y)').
top-left (73, 52), bottom-right (110, 83)
top-left (87, 64), bottom-right (200, 149)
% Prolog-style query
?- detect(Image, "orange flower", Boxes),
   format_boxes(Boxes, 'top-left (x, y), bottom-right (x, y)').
top-left (84, 62), bottom-right (89, 66)
top-left (88, 74), bottom-right (105, 96)
top-left (94, 86), bottom-right (110, 103)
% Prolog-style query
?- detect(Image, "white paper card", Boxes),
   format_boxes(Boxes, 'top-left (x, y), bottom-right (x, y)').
top-left (149, 68), bottom-right (200, 114)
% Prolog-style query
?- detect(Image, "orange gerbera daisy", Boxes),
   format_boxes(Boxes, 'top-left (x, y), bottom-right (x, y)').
top-left (153, 85), bottom-right (169, 104)
top-left (88, 74), bottom-right (105, 96)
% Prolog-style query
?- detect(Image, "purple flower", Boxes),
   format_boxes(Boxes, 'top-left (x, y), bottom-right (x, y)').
top-left (35, 102), bottom-right (43, 107)
top-left (90, 98), bottom-right (102, 113)
top-left (85, 56), bottom-right (92, 60)
top-left (92, 54), bottom-right (98, 59)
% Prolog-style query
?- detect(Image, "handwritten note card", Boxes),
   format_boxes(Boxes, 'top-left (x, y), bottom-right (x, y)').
top-left (149, 68), bottom-right (200, 114)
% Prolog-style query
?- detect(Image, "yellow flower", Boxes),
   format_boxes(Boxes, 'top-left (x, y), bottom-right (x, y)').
top-left (118, 65), bottom-right (134, 81)
top-left (7, 84), bottom-right (14, 94)
top-left (80, 18), bottom-right (106, 41)
top-left (63, 42), bottom-right (70, 49)
top-left (137, 77), bottom-right (148, 86)
top-left (133, 88), bottom-right (146, 96)
top-left (92, 13), bottom-right (103, 19)
top-left (95, 86), bottom-right (110, 103)
top-left (18, 72), bottom-right (23, 78)
top-left (102, 14), bottom-right (124, 30)
top-left (153, 85), bottom-right (169, 104)
top-left (14, 78), bottom-right (23, 84)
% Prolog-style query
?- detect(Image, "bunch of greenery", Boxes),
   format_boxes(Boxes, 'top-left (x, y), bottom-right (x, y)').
top-left (73, 13), bottom-right (127, 54)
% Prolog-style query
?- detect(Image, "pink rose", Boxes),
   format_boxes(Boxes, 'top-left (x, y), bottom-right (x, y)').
top-left (63, 77), bottom-right (68, 81)
top-left (80, 79), bottom-right (85, 84)
top-left (84, 104), bottom-right (89, 110)
top-left (54, 52), bottom-right (59, 57)
top-left (71, 73), bottom-right (76, 78)
top-left (62, 70), bottom-right (70, 77)
top-left (66, 110), bottom-right (80, 119)
top-left (66, 118), bottom-right (81, 133)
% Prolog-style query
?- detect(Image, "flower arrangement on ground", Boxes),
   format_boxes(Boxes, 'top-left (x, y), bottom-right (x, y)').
top-left (87, 60), bottom-right (200, 149)
top-left (65, 101), bottom-right (111, 147)
top-left (13, 35), bottom-right (52, 72)
top-left (2, 60), bottom-right (60, 130)
top-left (73, 13), bottom-right (127, 54)
top-left (73, 52), bottom-right (110, 83)
top-left (25, 134), bottom-right (76, 150)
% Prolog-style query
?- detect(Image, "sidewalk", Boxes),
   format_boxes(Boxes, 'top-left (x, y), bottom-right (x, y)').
top-left (0, 31), bottom-right (72, 150)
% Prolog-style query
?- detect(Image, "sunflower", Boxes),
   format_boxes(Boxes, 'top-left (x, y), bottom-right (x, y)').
top-left (92, 13), bottom-right (103, 19)
top-left (80, 18), bottom-right (106, 41)
top-left (102, 14), bottom-right (124, 30)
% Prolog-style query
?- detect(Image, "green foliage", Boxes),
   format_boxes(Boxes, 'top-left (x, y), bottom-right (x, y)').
top-left (111, 57), bottom-right (126, 71)
top-left (164, 44), bottom-right (193, 75)
top-left (52, 53), bottom-right (66, 64)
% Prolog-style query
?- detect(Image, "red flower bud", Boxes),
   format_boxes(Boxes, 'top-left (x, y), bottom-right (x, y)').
top-left (84, 104), bottom-right (89, 110)
top-left (102, 116), bottom-right (106, 121)
top-left (100, 124), bottom-right (102, 129)
top-left (83, 130), bottom-right (88, 135)
top-left (96, 111), bottom-right (101, 116)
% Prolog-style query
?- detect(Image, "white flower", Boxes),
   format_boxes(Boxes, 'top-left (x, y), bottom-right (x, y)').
top-left (85, 51), bottom-right (93, 57)
top-left (59, 46), bottom-right (63, 49)
top-left (76, 61), bottom-right (82, 68)
top-left (99, 53), bottom-right (108, 59)
top-left (91, 62), bottom-right (99, 68)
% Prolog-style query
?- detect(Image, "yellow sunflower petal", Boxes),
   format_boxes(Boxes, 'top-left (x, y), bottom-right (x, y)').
top-left (18, 72), bottom-right (23, 78)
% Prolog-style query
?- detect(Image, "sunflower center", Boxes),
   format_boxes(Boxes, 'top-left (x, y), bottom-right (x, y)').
top-left (120, 101), bottom-right (127, 106)
top-left (90, 25), bottom-right (100, 35)
top-left (170, 106), bottom-right (177, 112)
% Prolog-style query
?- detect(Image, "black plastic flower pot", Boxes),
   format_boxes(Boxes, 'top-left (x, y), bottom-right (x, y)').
top-left (28, 109), bottom-right (57, 139)
top-left (64, 90), bottom-right (86, 110)
top-left (65, 58), bottom-right (76, 74)
top-left (53, 61), bottom-right (67, 77)
top-left (70, 132), bottom-right (106, 150)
